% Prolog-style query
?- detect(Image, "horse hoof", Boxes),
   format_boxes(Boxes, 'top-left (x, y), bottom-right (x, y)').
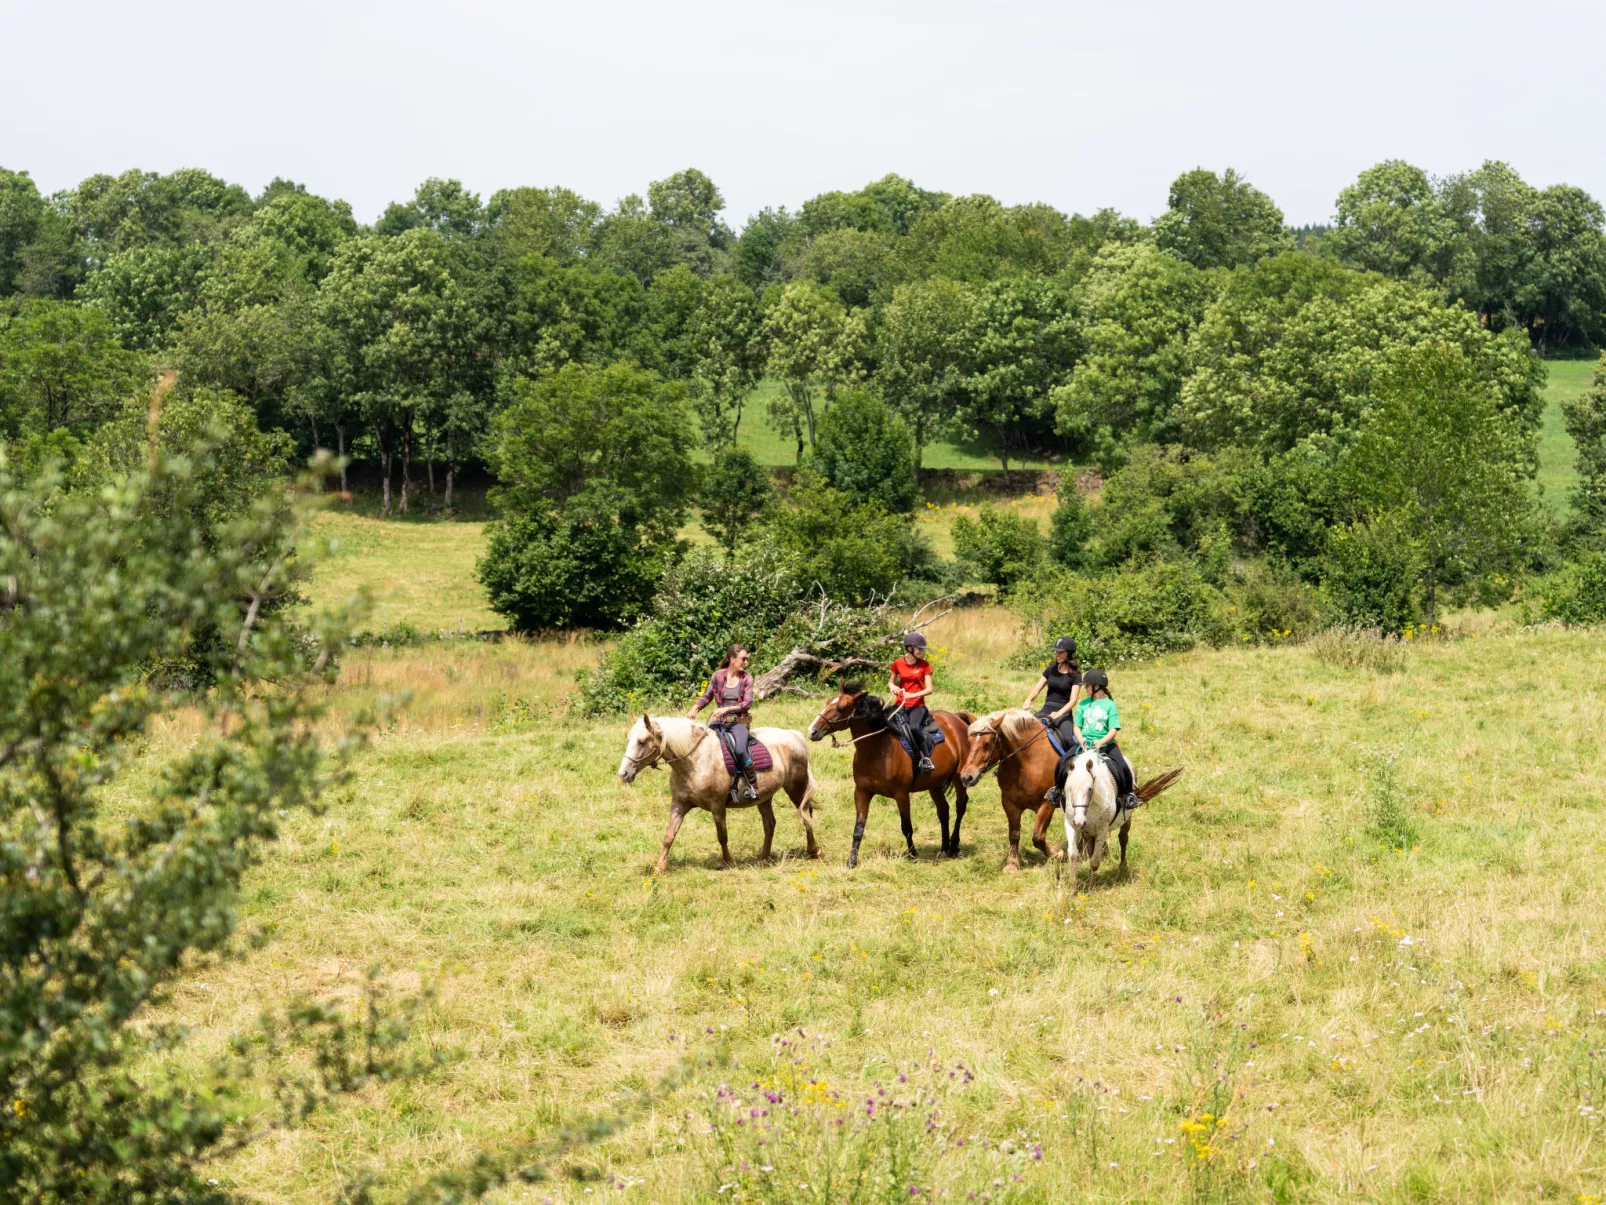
top-left (1051, 848), bottom-right (1067, 863)
top-left (1002, 861), bottom-right (1020, 875)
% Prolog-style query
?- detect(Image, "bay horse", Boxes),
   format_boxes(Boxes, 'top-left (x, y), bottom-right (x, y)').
top-left (807, 684), bottom-right (973, 868)
top-left (956, 709), bottom-right (1064, 872)
top-left (1062, 748), bottom-right (1184, 891)
top-left (617, 715), bottom-right (821, 872)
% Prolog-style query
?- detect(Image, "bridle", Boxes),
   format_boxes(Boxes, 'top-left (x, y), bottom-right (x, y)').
top-left (810, 695), bottom-right (887, 749)
top-left (621, 725), bottom-right (697, 774)
top-left (965, 717), bottom-right (1050, 782)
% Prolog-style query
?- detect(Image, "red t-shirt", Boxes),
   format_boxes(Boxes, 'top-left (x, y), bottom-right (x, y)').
top-left (889, 657), bottom-right (932, 708)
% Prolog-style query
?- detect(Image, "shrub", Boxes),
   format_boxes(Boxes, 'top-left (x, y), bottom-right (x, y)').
top-left (699, 447), bottom-right (774, 553)
top-left (806, 389), bottom-right (920, 512)
top-left (1533, 550), bottom-right (1606, 625)
top-left (1048, 472), bottom-right (1092, 568)
top-left (477, 501), bottom-right (669, 633)
top-left (1309, 626), bottom-right (1407, 673)
top-left (575, 543), bottom-right (903, 715)
top-left (1320, 513), bottom-right (1421, 632)
top-left (1222, 559), bottom-right (1330, 642)
top-left (951, 503), bottom-right (1045, 589)
top-left (1011, 560), bottom-right (1230, 665)
top-left (769, 469), bottom-right (909, 602)
top-left (1363, 745), bottom-right (1419, 849)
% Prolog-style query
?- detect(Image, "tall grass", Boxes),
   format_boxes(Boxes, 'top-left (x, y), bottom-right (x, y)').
top-left (128, 546), bottom-right (1606, 1203)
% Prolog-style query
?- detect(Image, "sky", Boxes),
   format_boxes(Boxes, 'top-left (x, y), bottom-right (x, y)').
top-left (3, 0), bottom-right (1604, 230)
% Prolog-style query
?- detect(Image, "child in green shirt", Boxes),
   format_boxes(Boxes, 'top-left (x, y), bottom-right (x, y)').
top-left (1070, 669), bottom-right (1137, 811)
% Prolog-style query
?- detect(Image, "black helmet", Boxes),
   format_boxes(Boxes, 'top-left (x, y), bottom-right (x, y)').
top-left (1053, 636), bottom-right (1077, 655)
top-left (1082, 668), bottom-right (1109, 692)
top-left (902, 631), bottom-right (928, 650)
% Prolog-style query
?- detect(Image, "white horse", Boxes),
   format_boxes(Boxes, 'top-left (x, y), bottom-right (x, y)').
top-left (617, 715), bottom-right (821, 872)
top-left (1061, 750), bottom-right (1184, 892)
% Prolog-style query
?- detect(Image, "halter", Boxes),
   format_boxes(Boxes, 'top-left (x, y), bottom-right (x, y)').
top-left (809, 696), bottom-right (887, 749)
top-left (622, 725), bottom-right (697, 774)
top-left (967, 716), bottom-right (1051, 782)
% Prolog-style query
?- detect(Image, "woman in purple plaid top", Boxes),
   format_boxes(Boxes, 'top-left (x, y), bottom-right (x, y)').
top-left (687, 643), bottom-right (758, 800)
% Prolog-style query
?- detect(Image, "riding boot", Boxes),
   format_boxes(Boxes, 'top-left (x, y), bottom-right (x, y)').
top-left (739, 763), bottom-right (759, 801)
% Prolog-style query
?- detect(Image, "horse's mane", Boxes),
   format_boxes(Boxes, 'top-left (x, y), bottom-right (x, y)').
top-left (840, 681), bottom-right (887, 717)
top-left (970, 708), bottom-right (1040, 743)
top-left (638, 714), bottom-right (704, 759)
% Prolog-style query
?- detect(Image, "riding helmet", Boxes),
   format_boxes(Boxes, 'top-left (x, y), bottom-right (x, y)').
top-left (1053, 635), bottom-right (1077, 655)
top-left (902, 631), bottom-right (928, 650)
top-left (1082, 668), bottom-right (1109, 691)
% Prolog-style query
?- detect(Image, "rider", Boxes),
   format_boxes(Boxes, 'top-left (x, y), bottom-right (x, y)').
top-left (1021, 635), bottom-right (1081, 752)
top-left (1073, 669), bottom-right (1138, 813)
top-left (887, 631), bottom-right (936, 775)
top-left (688, 643), bottom-right (758, 800)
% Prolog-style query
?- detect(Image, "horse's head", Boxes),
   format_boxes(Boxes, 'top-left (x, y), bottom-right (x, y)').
top-left (618, 714), bottom-right (664, 784)
top-left (808, 682), bottom-right (880, 741)
top-left (1065, 752), bottom-right (1107, 831)
top-left (959, 712), bottom-right (1008, 787)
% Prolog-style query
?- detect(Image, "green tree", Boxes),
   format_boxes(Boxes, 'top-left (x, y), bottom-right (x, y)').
top-left (1338, 341), bottom-right (1538, 619)
top-left (951, 503), bottom-right (1045, 589)
top-left (80, 242), bottom-right (211, 350)
top-left (1320, 512), bottom-right (1422, 631)
top-left (685, 274), bottom-right (764, 449)
top-left (1515, 184), bottom-right (1606, 350)
top-left (1153, 167), bottom-right (1292, 269)
top-left (1053, 243), bottom-right (1216, 457)
top-left (763, 281), bottom-right (867, 462)
top-left (806, 389), bottom-right (919, 513)
top-left (733, 206), bottom-right (801, 289)
top-left (1048, 471), bottom-right (1092, 568)
top-left (0, 299), bottom-right (149, 439)
top-left (768, 469), bottom-right (907, 601)
top-left (1563, 354), bottom-right (1606, 539)
top-left (796, 227), bottom-right (898, 308)
top-left (376, 177), bottom-right (485, 240)
top-left (955, 276), bottom-right (1081, 480)
top-left (1326, 160), bottom-right (1462, 283)
top-left (485, 361), bottom-right (696, 538)
top-left (486, 185), bottom-right (602, 265)
top-left (897, 195), bottom-right (1079, 282)
top-left (0, 167), bottom-right (47, 296)
top-left (874, 278), bottom-right (978, 463)
top-left (699, 447), bottom-right (774, 553)
top-left (648, 167), bottom-right (734, 275)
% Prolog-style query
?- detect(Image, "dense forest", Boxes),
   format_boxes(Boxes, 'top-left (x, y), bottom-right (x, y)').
top-left (6, 157), bottom-right (1606, 683)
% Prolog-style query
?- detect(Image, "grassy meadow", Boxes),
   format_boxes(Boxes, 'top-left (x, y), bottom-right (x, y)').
top-left (154, 583), bottom-right (1606, 1202)
top-left (1539, 357), bottom-right (1596, 511)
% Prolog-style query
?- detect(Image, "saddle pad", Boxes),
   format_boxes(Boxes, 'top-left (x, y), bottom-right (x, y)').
top-left (892, 722), bottom-right (945, 760)
top-left (718, 736), bottom-right (773, 775)
top-left (1040, 718), bottom-right (1067, 757)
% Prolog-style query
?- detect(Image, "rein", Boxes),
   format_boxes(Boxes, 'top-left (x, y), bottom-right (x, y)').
top-left (809, 700), bottom-right (889, 749)
top-left (971, 719), bottom-right (1052, 782)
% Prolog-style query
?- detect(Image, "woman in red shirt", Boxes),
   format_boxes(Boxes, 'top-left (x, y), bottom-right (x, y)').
top-left (887, 631), bottom-right (936, 774)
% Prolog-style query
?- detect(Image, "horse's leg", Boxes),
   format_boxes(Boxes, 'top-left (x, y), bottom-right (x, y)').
top-left (932, 785), bottom-right (951, 858)
top-left (848, 786), bottom-right (873, 869)
top-left (1002, 799), bottom-right (1023, 873)
top-left (895, 790), bottom-right (917, 859)
top-left (1118, 816), bottom-right (1131, 872)
top-left (1031, 799), bottom-right (1060, 863)
top-left (655, 803), bottom-right (690, 874)
top-left (950, 778), bottom-right (968, 857)
top-left (756, 797), bottom-right (777, 863)
top-left (710, 799), bottom-right (733, 868)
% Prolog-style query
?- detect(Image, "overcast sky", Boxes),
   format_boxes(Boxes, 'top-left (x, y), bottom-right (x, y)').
top-left (4, 0), bottom-right (1603, 229)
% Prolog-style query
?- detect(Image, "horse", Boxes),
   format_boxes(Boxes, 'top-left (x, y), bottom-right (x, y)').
top-left (1062, 749), bottom-right (1185, 892)
top-left (806, 683), bottom-right (973, 868)
top-left (957, 709), bottom-right (1064, 872)
top-left (617, 715), bottom-right (821, 872)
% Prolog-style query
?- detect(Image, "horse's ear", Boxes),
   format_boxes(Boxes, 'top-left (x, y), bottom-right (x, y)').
top-left (644, 714), bottom-right (659, 734)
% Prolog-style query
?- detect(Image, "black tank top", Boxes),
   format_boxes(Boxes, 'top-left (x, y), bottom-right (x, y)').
top-left (1041, 663), bottom-right (1081, 712)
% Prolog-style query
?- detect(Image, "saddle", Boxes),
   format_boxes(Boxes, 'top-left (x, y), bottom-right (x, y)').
top-left (716, 732), bottom-right (773, 775)
top-left (885, 709), bottom-right (945, 761)
top-left (1038, 716), bottom-right (1069, 757)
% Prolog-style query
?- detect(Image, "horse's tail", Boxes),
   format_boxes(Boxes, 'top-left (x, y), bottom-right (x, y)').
top-left (1136, 767), bottom-right (1184, 804)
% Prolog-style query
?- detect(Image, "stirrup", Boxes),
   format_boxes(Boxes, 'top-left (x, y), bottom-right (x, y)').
top-left (916, 756), bottom-right (935, 774)
top-left (1045, 786), bottom-right (1064, 807)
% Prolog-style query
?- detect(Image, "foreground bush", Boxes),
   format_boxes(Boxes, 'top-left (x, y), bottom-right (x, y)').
top-left (1309, 625), bottom-right (1408, 673)
top-left (769, 469), bottom-right (916, 603)
top-left (1531, 549), bottom-right (1606, 625)
top-left (951, 502), bottom-right (1045, 590)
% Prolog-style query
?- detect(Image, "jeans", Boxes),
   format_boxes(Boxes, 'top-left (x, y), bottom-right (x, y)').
top-left (1036, 709), bottom-right (1076, 751)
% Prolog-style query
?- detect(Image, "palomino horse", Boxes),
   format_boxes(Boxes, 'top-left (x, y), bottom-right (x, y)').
top-left (618, 716), bottom-right (821, 872)
top-left (1061, 751), bottom-right (1182, 891)
top-left (807, 684), bottom-right (973, 868)
top-left (957, 709), bottom-right (1064, 872)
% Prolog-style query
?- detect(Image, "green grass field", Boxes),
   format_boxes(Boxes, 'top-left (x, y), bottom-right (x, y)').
top-left (155, 515), bottom-right (1606, 1203)
top-left (1539, 357), bottom-right (1598, 512)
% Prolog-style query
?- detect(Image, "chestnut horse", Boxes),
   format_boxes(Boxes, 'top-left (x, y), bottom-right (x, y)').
top-left (807, 684), bottom-right (974, 868)
top-left (956, 709), bottom-right (1065, 872)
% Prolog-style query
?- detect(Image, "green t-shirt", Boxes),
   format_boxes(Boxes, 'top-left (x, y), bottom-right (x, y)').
top-left (1075, 696), bottom-right (1121, 745)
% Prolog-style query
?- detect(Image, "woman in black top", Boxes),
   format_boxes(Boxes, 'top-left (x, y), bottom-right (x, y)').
top-left (1020, 635), bottom-right (1082, 750)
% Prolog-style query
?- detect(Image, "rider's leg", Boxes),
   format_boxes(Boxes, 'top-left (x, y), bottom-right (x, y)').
top-left (1106, 741), bottom-right (1137, 808)
top-left (730, 722), bottom-right (758, 800)
top-left (906, 705), bottom-right (935, 773)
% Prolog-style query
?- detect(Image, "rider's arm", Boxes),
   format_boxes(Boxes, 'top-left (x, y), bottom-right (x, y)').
top-left (1021, 675), bottom-right (1045, 711)
top-left (887, 672), bottom-right (901, 703)
top-left (911, 669), bottom-right (933, 702)
top-left (1051, 682), bottom-right (1081, 722)
top-left (687, 672), bottom-right (719, 720)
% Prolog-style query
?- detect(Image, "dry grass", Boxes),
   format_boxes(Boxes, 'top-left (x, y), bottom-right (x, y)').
top-left (130, 594), bottom-right (1606, 1202)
